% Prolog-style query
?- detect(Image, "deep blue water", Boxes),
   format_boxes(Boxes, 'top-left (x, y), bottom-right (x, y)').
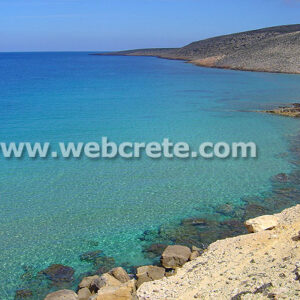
top-left (0, 52), bottom-right (300, 299)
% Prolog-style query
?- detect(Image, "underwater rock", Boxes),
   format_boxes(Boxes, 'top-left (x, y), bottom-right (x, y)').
top-left (142, 243), bottom-right (168, 259)
top-left (94, 256), bottom-right (116, 274)
top-left (243, 203), bottom-right (268, 220)
top-left (181, 218), bottom-right (207, 226)
top-left (15, 289), bottom-right (33, 299)
top-left (40, 264), bottom-right (75, 283)
top-left (80, 250), bottom-right (103, 263)
top-left (216, 203), bottom-right (234, 216)
top-left (272, 173), bottom-right (289, 183)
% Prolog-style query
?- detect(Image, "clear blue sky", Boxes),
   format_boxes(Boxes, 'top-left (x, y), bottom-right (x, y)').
top-left (1, 0), bottom-right (300, 52)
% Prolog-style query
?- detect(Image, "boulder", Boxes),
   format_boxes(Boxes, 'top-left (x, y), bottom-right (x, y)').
top-left (136, 265), bottom-right (165, 287)
top-left (96, 280), bottom-right (136, 300)
top-left (161, 245), bottom-right (191, 268)
top-left (109, 267), bottom-right (130, 283)
top-left (79, 273), bottom-right (120, 293)
top-left (78, 287), bottom-right (91, 300)
top-left (40, 264), bottom-right (75, 283)
top-left (78, 275), bottom-right (101, 290)
top-left (96, 273), bottom-right (122, 289)
top-left (244, 215), bottom-right (279, 233)
top-left (44, 289), bottom-right (78, 300)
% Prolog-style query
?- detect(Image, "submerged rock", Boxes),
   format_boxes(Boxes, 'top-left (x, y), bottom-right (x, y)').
top-left (216, 203), bottom-right (234, 216)
top-left (80, 250), bottom-right (103, 263)
top-left (142, 243), bottom-right (167, 259)
top-left (94, 256), bottom-right (115, 273)
top-left (161, 245), bottom-right (191, 269)
top-left (272, 173), bottom-right (289, 183)
top-left (181, 218), bottom-right (207, 226)
top-left (44, 289), bottom-right (78, 300)
top-left (40, 264), bottom-right (75, 283)
top-left (243, 203), bottom-right (269, 220)
top-left (15, 289), bottom-right (33, 299)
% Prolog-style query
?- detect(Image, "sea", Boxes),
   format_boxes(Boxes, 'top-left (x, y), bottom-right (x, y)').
top-left (0, 52), bottom-right (299, 299)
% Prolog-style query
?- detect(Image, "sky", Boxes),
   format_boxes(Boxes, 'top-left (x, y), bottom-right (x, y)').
top-left (0, 0), bottom-right (300, 52)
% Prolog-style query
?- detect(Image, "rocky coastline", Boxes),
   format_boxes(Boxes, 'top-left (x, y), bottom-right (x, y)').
top-left (260, 103), bottom-right (300, 118)
top-left (26, 204), bottom-right (300, 300)
top-left (13, 125), bottom-right (300, 300)
top-left (13, 103), bottom-right (300, 299)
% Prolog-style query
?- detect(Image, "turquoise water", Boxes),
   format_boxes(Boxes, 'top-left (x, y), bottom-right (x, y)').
top-left (0, 52), bottom-right (300, 298)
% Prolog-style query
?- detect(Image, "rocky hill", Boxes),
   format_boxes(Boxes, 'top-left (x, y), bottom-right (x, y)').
top-left (96, 24), bottom-right (300, 74)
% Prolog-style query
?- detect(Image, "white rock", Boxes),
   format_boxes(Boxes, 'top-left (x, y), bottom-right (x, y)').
top-left (245, 215), bottom-right (279, 233)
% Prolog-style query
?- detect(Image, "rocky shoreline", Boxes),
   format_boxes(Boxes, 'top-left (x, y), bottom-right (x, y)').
top-left (14, 107), bottom-right (300, 299)
top-left (260, 103), bottom-right (300, 118)
top-left (13, 126), bottom-right (300, 300)
top-left (34, 204), bottom-right (300, 300)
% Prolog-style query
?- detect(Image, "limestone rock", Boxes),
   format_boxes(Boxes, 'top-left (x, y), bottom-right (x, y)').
top-left (44, 289), bottom-right (78, 300)
top-left (78, 287), bottom-right (91, 300)
top-left (245, 215), bottom-right (279, 233)
top-left (109, 267), bottom-right (130, 283)
top-left (96, 273), bottom-right (122, 289)
top-left (78, 275), bottom-right (101, 290)
top-left (136, 265), bottom-right (165, 287)
top-left (96, 280), bottom-right (136, 300)
top-left (161, 245), bottom-right (191, 268)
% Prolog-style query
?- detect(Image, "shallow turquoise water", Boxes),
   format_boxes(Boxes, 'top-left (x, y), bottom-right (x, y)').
top-left (0, 53), bottom-right (300, 298)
